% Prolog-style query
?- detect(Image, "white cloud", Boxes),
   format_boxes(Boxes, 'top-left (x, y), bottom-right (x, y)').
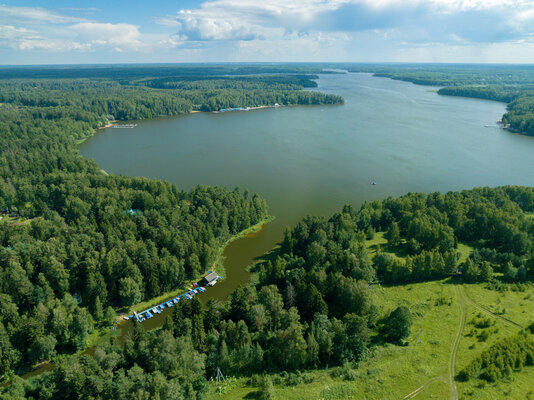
top-left (158, 0), bottom-right (534, 44)
top-left (0, 5), bottom-right (84, 24)
top-left (0, 25), bottom-right (89, 51)
top-left (70, 22), bottom-right (142, 50)
top-left (2, 1), bottom-right (534, 63)
top-left (0, 5), bottom-right (147, 53)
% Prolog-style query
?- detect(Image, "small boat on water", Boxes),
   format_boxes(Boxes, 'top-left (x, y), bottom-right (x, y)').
top-left (371, 181), bottom-right (377, 185)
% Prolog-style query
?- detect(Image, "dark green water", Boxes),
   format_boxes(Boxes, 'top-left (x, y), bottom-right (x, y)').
top-left (79, 72), bottom-right (534, 328)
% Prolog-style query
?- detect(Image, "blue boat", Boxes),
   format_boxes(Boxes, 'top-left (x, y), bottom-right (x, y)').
top-left (146, 311), bottom-right (153, 318)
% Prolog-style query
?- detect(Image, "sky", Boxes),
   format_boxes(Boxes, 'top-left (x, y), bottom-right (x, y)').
top-left (1, 0), bottom-right (534, 64)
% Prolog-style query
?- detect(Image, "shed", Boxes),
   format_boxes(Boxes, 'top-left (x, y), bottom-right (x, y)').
top-left (201, 271), bottom-right (221, 286)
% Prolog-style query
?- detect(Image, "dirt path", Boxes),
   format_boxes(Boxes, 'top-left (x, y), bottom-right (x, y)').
top-left (402, 284), bottom-right (466, 400)
top-left (448, 285), bottom-right (466, 400)
top-left (402, 283), bottom-right (524, 400)
top-left (460, 286), bottom-right (522, 329)
top-left (402, 376), bottom-right (445, 399)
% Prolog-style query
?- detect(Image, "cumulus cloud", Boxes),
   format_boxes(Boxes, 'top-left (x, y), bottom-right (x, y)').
top-left (0, 5), bottom-right (147, 53)
top-left (0, 25), bottom-right (89, 51)
top-left (158, 0), bottom-right (534, 45)
top-left (70, 22), bottom-right (142, 50)
top-left (2, 1), bottom-right (534, 63)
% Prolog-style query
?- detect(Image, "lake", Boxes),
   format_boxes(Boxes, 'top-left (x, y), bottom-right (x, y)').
top-left (79, 72), bottom-right (534, 329)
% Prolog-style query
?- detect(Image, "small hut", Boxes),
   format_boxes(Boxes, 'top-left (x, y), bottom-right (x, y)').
top-left (201, 271), bottom-right (221, 286)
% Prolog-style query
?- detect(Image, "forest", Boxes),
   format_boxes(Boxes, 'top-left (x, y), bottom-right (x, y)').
top-left (1, 64), bottom-right (533, 399)
top-left (347, 64), bottom-right (534, 136)
top-left (2, 183), bottom-right (533, 398)
top-left (0, 66), bottom-right (342, 388)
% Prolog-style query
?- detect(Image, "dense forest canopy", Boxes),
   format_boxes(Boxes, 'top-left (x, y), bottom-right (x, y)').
top-left (0, 66), bottom-right (343, 386)
top-left (347, 64), bottom-right (534, 136)
top-left (1, 64), bottom-right (533, 398)
top-left (2, 185), bottom-right (533, 399)
top-left (0, 64), bottom-right (332, 80)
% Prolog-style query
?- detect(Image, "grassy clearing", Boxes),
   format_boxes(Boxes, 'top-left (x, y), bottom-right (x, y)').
top-left (207, 280), bottom-right (458, 400)
top-left (365, 233), bottom-right (474, 265)
top-left (457, 242), bottom-right (474, 263)
top-left (456, 298), bottom-right (534, 399)
top-left (455, 283), bottom-right (533, 399)
top-left (206, 280), bottom-right (534, 400)
top-left (365, 231), bottom-right (406, 260)
top-left (458, 365), bottom-right (534, 400)
top-left (84, 325), bottom-right (119, 350)
top-left (463, 283), bottom-right (534, 328)
top-left (456, 303), bottom-right (517, 375)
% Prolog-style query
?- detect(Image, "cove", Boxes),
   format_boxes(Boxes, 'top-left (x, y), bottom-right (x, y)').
top-left (79, 72), bottom-right (534, 322)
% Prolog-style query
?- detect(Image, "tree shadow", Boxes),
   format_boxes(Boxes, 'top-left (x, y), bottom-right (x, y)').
top-left (249, 244), bottom-right (283, 273)
top-left (244, 391), bottom-right (261, 399)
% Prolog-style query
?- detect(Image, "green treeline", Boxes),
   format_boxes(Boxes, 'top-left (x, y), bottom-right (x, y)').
top-left (3, 185), bottom-right (533, 399)
top-left (438, 86), bottom-right (534, 136)
top-left (458, 326), bottom-right (534, 382)
top-left (2, 68), bottom-right (355, 380)
top-left (0, 64), bottom-right (332, 80)
top-left (0, 68), bottom-right (343, 380)
top-left (344, 187), bottom-right (533, 283)
top-left (347, 64), bottom-right (534, 137)
top-left (0, 75), bottom-right (343, 119)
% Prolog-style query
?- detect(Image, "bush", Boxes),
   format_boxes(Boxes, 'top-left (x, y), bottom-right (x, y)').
top-left (320, 384), bottom-right (356, 400)
top-left (383, 306), bottom-right (413, 343)
top-left (458, 332), bottom-right (534, 382)
top-left (258, 376), bottom-right (275, 400)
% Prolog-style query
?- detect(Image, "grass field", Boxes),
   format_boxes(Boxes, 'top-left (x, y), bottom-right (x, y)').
top-left (205, 280), bottom-right (534, 400)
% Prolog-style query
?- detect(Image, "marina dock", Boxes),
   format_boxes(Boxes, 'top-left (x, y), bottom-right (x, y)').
top-left (124, 272), bottom-right (221, 323)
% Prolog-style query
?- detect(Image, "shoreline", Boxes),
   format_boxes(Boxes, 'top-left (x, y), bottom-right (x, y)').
top-left (16, 214), bottom-right (276, 382)
top-left (213, 104), bottom-right (282, 113)
top-left (117, 215), bottom-right (274, 317)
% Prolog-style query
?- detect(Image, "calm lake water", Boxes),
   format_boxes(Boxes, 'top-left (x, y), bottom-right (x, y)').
top-left (79, 72), bottom-right (534, 331)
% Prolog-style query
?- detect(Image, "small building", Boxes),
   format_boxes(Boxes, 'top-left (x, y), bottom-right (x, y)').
top-left (201, 271), bottom-right (221, 286)
top-left (124, 208), bottom-right (144, 216)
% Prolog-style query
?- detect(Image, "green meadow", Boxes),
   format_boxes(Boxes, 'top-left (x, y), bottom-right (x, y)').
top-left (206, 278), bottom-right (534, 399)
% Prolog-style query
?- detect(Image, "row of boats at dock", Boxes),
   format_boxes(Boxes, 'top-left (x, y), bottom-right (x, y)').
top-left (124, 271), bottom-right (221, 323)
top-left (124, 286), bottom-right (206, 323)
